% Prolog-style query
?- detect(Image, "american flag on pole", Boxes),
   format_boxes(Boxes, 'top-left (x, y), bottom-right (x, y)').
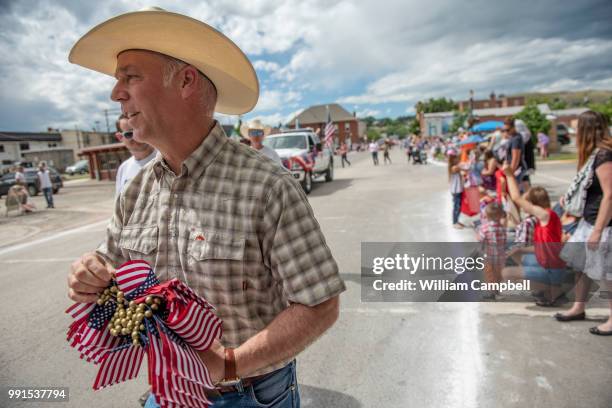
top-left (324, 104), bottom-right (336, 149)
top-left (66, 260), bottom-right (222, 408)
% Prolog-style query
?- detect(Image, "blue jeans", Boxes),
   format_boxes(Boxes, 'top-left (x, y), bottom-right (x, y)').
top-left (522, 253), bottom-right (566, 286)
top-left (452, 192), bottom-right (462, 224)
top-left (42, 187), bottom-right (54, 208)
top-left (145, 360), bottom-right (299, 408)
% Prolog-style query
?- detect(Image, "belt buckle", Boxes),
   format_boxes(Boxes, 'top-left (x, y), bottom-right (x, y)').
top-left (215, 378), bottom-right (244, 395)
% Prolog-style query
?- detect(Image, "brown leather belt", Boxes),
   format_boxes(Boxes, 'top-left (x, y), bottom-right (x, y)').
top-left (206, 372), bottom-right (269, 397)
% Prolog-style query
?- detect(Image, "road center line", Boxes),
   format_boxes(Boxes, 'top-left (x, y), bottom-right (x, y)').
top-left (0, 258), bottom-right (77, 263)
top-left (0, 219), bottom-right (109, 256)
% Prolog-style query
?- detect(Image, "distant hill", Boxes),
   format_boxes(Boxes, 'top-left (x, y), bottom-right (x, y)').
top-left (514, 90), bottom-right (612, 107)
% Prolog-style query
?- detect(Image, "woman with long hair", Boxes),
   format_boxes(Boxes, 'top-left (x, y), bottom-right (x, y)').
top-left (555, 110), bottom-right (612, 336)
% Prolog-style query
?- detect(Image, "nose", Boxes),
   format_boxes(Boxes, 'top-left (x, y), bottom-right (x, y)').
top-left (111, 80), bottom-right (128, 103)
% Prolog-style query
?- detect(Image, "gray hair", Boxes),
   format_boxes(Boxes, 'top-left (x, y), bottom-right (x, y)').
top-left (161, 55), bottom-right (217, 118)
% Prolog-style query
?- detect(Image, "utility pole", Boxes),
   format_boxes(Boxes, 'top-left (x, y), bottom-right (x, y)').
top-left (74, 124), bottom-right (81, 149)
top-left (104, 109), bottom-right (111, 135)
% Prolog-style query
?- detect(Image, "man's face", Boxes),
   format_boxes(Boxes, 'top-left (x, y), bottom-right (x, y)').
top-left (248, 129), bottom-right (264, 149)
top-left (111, 50), bottom-right (181, 146)
top-left (501, 126), bottom-right (513, 139)
top-left (116, 118), bottom-right (154, 159)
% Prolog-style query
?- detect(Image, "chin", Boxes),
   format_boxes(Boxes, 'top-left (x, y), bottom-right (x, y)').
top-left (131, 129), bottom-right (146, 143)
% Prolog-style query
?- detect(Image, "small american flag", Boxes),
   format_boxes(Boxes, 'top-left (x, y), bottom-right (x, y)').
top-left (66, 260), bottom-right (222, 408)
top-left (324, 105), bottom-right (336, 148)
top-left (115, 260), bottom-right (155, 296)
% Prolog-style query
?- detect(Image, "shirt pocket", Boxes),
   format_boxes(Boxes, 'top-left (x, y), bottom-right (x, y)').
top-left (187, 229), bottom-right (246, 293)
top-left (118, 225), bottom-right (158, 265)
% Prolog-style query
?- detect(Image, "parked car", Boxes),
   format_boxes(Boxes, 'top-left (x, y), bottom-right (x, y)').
top-left (263, 129), bottom-right (334, 194)
top-left (0, 167), bottom-right (63, 198)
top-left (65, 159), bottom-right (90, 175)
top-left (556, 124), bottom-right (571, 145)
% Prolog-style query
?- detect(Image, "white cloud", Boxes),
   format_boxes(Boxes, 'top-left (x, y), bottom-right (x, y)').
top-left (253, 89), bottom-right (301, 112)
top-left (1, 0), bottom-right (611, 131)
top-left (253, 60), bottom-right (280, 73)
top-left (356, 109), bottom-right (381, 118)
top-left (338, 38), bottom-right (612, 107)
top-left (248, 108), bottom-right (303, 127)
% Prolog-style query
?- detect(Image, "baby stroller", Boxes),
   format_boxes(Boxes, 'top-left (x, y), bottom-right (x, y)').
top-left (412, 148), bottom-right (428, 164)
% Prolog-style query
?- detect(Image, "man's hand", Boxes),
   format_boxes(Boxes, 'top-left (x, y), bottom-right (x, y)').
top-left (587, 230), bottom-right (602, 252)
top-left (197, 340), bottom-right (225, 385)
top-left (502, 163), bottom-right (513, 177)
top-left (68, 252), bottom-right (114, 303)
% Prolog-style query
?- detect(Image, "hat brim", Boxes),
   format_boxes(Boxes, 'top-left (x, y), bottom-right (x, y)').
top-left (69, 10), bottom-right (259, 115)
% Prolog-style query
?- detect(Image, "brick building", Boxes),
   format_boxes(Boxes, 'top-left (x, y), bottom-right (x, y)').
top-left (458, 92), bottom-right (525, 112)
top-left (287, 103), bottom-right (360, 145)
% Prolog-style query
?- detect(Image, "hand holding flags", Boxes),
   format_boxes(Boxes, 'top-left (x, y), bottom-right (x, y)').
top-left (66, 260), bottom-right (223, 408)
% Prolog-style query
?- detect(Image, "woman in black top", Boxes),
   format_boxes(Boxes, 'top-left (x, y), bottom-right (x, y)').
top-left (555, 111), bottom-right (612, 336)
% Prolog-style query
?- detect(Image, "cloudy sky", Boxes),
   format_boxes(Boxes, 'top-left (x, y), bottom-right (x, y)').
top-left (1, 0), bottom-right (611, 132)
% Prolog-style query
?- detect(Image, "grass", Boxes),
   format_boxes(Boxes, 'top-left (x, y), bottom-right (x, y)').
top-left (537, 152), bottom-right (577, 162)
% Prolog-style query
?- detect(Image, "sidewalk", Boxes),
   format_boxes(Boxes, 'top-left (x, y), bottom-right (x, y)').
top-left (0, 180), bottom-right (115, 249)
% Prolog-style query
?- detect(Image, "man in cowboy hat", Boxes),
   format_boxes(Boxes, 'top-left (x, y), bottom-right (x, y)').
top-left (240, 119), bottom-right (282, 165)
top-left (65, 7), bottom-right (345, 408)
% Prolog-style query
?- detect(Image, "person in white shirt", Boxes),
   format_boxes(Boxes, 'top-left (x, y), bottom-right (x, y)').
top-left (115, 114), bottom-right (157, 196)
top-left (240, 119), bottom-right (282, 164)
top-left (37, 161), bottom-right (54, 208)
top-left (369, 141), bottom-right (380, 166)
top-left (14, 166), bottom-right (26, 186)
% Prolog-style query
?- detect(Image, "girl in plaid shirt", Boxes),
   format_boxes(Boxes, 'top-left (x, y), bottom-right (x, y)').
top-left (478, 202), bottom-right (507, 299)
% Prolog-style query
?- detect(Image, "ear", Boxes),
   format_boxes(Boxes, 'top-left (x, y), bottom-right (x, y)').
top-left (179, 66), bottom-right (199, 99)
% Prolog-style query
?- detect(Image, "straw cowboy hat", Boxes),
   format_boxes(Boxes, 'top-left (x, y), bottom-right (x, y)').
top-left (240, 119), bottom-right (272, 138)
top-left (69, 7), bottom-right (259, 115)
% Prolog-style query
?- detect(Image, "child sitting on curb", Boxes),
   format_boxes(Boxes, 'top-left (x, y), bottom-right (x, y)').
top-left (501, 164), bottom-right (568, 306)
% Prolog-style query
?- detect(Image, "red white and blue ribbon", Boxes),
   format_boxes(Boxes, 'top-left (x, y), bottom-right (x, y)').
top-left (66, 260), bottom-right (223, 408)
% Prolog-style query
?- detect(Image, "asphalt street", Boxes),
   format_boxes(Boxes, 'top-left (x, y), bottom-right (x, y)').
top-left (0, 149), bottom-right (610, 408)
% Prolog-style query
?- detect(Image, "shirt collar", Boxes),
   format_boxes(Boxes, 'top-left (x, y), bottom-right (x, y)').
top-left (153, 121), bottom-right (228, 181)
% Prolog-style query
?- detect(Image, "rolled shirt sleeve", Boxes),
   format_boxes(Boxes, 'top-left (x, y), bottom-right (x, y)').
top-left (261, 175), bottom-right (346, 306)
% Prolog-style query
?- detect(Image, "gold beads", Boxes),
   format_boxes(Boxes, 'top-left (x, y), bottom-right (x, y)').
top-left (96, 285), bottom-right (118, 305)
top-left (107, 294), bottom-right (164, 347)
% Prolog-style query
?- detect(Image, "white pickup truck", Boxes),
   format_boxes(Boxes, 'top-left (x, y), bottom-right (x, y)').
top-left (263, 129), bottom-right (334, 194)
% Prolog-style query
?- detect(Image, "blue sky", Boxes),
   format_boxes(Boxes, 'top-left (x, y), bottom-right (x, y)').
top-left (1, 0), bottom-right (611, 132)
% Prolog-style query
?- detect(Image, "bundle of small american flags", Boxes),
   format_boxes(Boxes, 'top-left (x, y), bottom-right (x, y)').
top-left (66, 260), bottom-right (223, 408)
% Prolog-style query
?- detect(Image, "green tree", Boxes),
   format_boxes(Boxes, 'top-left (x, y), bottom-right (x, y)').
top-left (367, 128), bottom-right (381, 141)
top-left (589, 97), bottom-right (612, 121)
top-left (387, 124), bottom-right (409, 138)
top-left (449, 110), bottom-right (469, 133)
top-left (550, 98), bottom-right (567, 110)
top-left (515, 102), bottom-right (551, 136)
top-left (415, 97), bottom-right (458, 114)
top-left (397, 115), bottom-right (415, 123)
top-left (407, 119), bottom-right (420, 135)
top-left (362, 116), bottom-right (376, 127)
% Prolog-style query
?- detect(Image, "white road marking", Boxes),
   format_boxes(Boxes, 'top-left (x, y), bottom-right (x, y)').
top-left (0, 258), bottom-right (76, 263)
top-left (532, 173), bottom-right (571, 184)
top-left (0, 220), bottom-right (108, 256)
top-left (342, 307), bottom-right (418, 315)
